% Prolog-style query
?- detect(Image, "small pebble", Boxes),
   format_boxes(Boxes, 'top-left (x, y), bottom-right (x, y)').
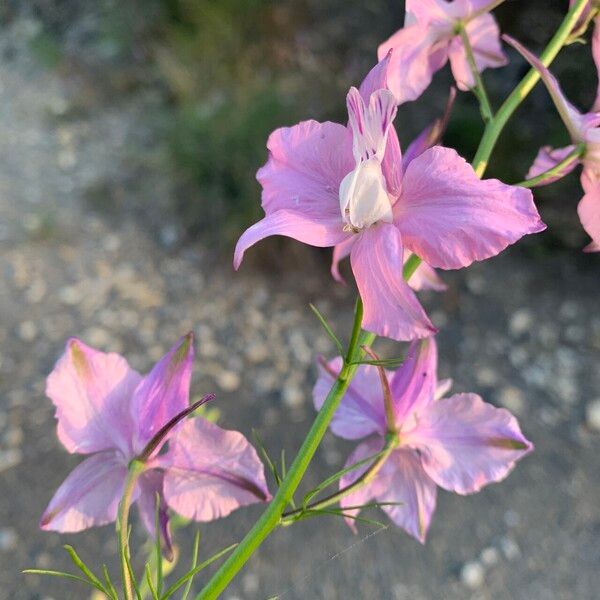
top-left (0, 528), bottom-right (17, 552)
top-left (216, 370), bottom-right (241, 392)
top-left (480, 547), bottom-right (500, 567)
top-left (509, 309), bottom-right (533, 336)
top-left (461, 560), bottom-right (485, 589)
top-left (497, 386), bottom-right (525, 415)
top-left (282, 385), bottom-right (304, 408)
top-left (242, 573), bottom-right (259, 594)
top-left (0, 448), bottom-right (22, 472)
top-left (585, 399), bottom-right (600, 431)
top-left (17, 320), bottom-right (37, 342)
top-left (500, 536), bottom-right (521, 560)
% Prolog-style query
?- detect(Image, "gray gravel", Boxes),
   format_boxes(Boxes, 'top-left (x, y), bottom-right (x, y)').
top-left (0, 13), bottom-right (599, 600)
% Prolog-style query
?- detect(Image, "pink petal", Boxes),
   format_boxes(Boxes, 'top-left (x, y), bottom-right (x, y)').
top-left (406, 254), bottom-right (447, 292)
top-left (378, 25), bottom-right (449, 105)
top-left (331, 237), bottom-right (356, 283)
top-left (526, 144), bottom-right (580, 186)
top-left (130, 334), bottom-right (194, 454)
top-left (136, 470), bottom-right (173, 560)
top-left (448, 13), bottom-right (507, 91)
top-left (161, 418), bottom-right (270, 522)
top-left (350, 223), bottom-right (436, 341)
top-left (40, 451), bottom-right (128, 532)
top-left (405, 0), bottom-right (455, 26)
top-left (390, 338), bottom-right (438, 426)
top-left (313, 357), bottom-right (386, 440)
top-left (46, 338), bottom-right (141, 456)
top-left (234, 120), bottom-right (354, 268)
top-left (408, 393), bottom-right (533, 495)
top-left (358, 52), bottom-right (392, 102)
top-left (396, 146), bottom-right (546, 269)
top-left (340, 440), bottom-right (437, 543)
top-left (578, 170), bottom-right (600, 251)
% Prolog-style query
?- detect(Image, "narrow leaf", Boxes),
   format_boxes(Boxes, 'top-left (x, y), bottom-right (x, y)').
top-left (154, 494), bottom-right (163, 595)
top-left (145, 564), bottom-right (160, 600)
top-left (309, 303), bottom-right (345, 355)
top-left (63, 545), bottom-right (107, 594)
top-left (102, 565), bottom-right (119, 600)
top-left (23, 569), bottom-right (99, 590)
top-left (181, 531), bottom-right (201, 600)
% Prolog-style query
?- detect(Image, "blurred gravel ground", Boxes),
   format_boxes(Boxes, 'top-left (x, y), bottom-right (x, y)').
top-left (0, 13), bottom-right (599, 600)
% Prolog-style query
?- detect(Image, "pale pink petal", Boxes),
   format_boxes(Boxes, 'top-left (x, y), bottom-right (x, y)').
top-left (358, 52), bottom-right (392, 102)
top-left (46, 338), bottom-right (141, 456)
top-left (406, 255), bottom-right (447, 292)
top-left (578, 170), bottom-right (600, 251)
top-left (331, 237), bottom-right (356, 283)
top-left (435, 378), bottom-right (453, 400)
top-left (405, 0), bottom-right (455, 26)
top-left (526, 144), bottom-right (580, 186)
top-left (504, 35), bottom-right (585, 141)
top-left (396, 146), bottom-right (545, 269)
top-left (136, 471), bottom-right (173, 560)
top-left (382, 127), bottom-right (403, 199)
top-left (313, 357), bottom-right (386, 440)
top-left (350, 223), bottom-right (436, 341)
top-left (390, 338), bottom-right (438, 426)
top-left (448, 13), bottom-right (507, 91)
top-left (234, 210), bottom-right (349, 269)
top-left (378, 25), bottom-right (450, 105)
top-left (161, 418), bottom-right (270, 522)
top-left (130, 334), bottom-right (194, 454)
top-left (407, 393), bottom-right (533, 495)
top-left (40, 451), bottom-right (128, 532)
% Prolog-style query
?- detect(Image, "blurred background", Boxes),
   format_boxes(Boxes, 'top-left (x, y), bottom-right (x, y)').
top-left (0, 0), bottom-right (599, 598)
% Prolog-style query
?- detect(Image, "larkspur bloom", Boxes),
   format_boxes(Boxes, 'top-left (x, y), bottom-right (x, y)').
top-left (313, 338), bottom-right (532, 542)
top-left (234, 55), bottom-right (545, 341)
top-left (41, 334), bottom-right (270, 558)
top-left (378, 0), bottom-right (508, 105)
top-left (506, 33), bottom-right (600, 252)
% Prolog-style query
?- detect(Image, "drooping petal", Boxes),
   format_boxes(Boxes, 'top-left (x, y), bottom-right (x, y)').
top-left (136, 471), bottom-right (173, 560)
top-left (130, 334), bottom-right (194, 454)
top-left (390, 338), bottom-right (438, 427)
top-left (350, 223), bottom-right (436, 341)
top-left (448, 13), bottom-right (507, 91)
top-left (407, 393), bottom-right (533, 495)
top-left (378, 25), bottom-right (450, 105)
top-left (331, 237), bottom-right (356, 283)
top-left (161, 418), bottom-right (270, 522)
top-left (340, 440), bottom-right (438, 543)
top-left (313, 357), bottom-right (386, 440)
top-left (46, 338), bottom-right (141, 456)
top-left (578, 170), bottom-right (600, 252)
top-left (406, 255), bottom-right (447, 292)
top-left (396, 146), bottom-right (546, 269)
top-left (504, 35), bottom-right (585, 141)
top-left (526, 144), bottom-right (580, 186)
top-left (40, 451), bottom-right (128, 532)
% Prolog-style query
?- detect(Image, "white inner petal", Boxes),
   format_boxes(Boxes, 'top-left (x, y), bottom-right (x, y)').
top-left (339, 157), bottom-right (393, 231)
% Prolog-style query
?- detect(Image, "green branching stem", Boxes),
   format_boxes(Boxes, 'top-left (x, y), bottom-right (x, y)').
top-left (472, 0), bottom-right (590, 177)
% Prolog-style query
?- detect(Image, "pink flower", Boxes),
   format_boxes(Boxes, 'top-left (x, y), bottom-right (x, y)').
top-left (379, 0), bottom-right (508, 104)
top-left (234, 56), bottom-right (545, 341)
top-left (313, 338), bottom-right (532, 542)
top-left (41, 335), bottom-right (270, 557)
top-left (506, 32), bottom-right (600, 252)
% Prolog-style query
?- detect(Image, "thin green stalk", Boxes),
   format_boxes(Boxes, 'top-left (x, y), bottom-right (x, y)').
top-left (457, 22), bottom-right (493, 121)
top-left (197, 301), bottom-right (374, 599)
top-left (516, 143), bottom-right (585, 188)
top-left (472, 0), bottom-right (590, 176)
top-left (119, 460), bottom-right (145, 600)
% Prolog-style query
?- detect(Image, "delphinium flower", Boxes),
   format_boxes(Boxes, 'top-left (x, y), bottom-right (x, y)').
top-left (378, 0), bottom-right (508, 104)
top-left (313, 338), bottom-right (532, 541)
top-left (505, 32), bottom-right (600, 251)
top-left (41, 334), bottom-right (270, 558)
top-left (234, 55), bottom-right (545, 341)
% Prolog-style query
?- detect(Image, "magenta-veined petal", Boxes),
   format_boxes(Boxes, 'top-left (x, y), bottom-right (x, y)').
top-left (448, 13), bottom-right (507, 91)
top-left (526, 144), bottom-right (580, 186)
top-left (408, 393), bottom-right (533, 495)
top-left (130, 334), bottom-right (194, 454)
top-left (161, 418), bottom-right (270, 522)
top-left (313, 357), bottom-right (386, 440)
top-left (136, 470), bottom-right (173, 560)
top-left (234, 210), bottom-right (349, 269)
top-left (46, 338), bottom-right (141, 456)
top-left (40, 451), bottom-right (128, 532)
top-left (578, 170), bottom-right (600, 252)
top-left (396, 146), bottom-right (545, 269)
top-left (378, 25), bottom-right (449, 105)
top-left (390, 338), bottom-right (438, 426)
top-left (350, 224), bottom-right (436, 341)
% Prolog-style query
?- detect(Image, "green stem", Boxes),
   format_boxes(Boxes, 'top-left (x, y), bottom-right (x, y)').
top-left (280, 432), bottom-right (399, 525)
top-left (457, 22), bottom-right (493, 122)
top-left (402, 254), bottom-right (422, 280)
top-left (197, 301), bottom-right (374, 599)
top-left (119, 460), bottom-right (145, 600)
top-left (472, 0), bottom-right (590, 177)
top-left (516, 142), bottom-right (585, 188)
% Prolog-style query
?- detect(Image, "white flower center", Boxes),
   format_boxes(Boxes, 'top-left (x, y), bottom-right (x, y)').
top-left (339, 157), bottom-right (393, 232)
